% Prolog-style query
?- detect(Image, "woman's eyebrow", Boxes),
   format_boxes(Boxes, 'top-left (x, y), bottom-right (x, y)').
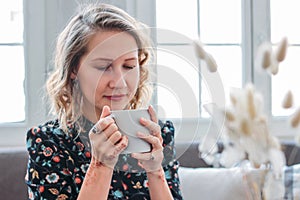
top-left (124, 57), bottom-right (138, 61)
top-left (90, 57), bottom-right (138, 63)
top-left (91, 57), bottom-right (113, 62)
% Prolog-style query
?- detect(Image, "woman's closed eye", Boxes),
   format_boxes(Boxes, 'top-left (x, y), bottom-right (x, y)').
top-left (96, 64), bottom-right (112, 71)
top-left (123, 64), bottom-right (136, 70)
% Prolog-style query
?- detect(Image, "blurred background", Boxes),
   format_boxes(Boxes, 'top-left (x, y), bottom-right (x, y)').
top-left (1, 0), bottom-right (300, 147)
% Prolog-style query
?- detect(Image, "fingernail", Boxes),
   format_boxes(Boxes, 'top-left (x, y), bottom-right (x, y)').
top-left (131, 153), bottom-right (137, 158)
top-left (140, 117), bottom-right (146, 122)
top-left (149, 105), bottom-right (155, 111)
top-left (136, 132), bottom-right (146, 137)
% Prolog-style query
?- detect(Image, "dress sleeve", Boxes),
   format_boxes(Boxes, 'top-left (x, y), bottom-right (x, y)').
top-left (25, 125), bottom-right (79, 200)
top-left (160, 120), bottom-right (184, 200)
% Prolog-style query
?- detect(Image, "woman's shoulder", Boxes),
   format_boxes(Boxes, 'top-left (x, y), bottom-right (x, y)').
top-left (26, 119), bottom-right (76, 151)
top-left (27, 119), bottom-right (61, 139)
top-left (26, 119), bottom-right (89, 165)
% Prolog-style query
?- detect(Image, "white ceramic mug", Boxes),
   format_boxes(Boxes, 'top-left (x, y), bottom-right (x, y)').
top-left (110, 109), bottom-right (151, 154)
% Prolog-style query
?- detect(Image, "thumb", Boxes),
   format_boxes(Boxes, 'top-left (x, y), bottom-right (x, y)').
top-left (100, 105), bottom-right (111, 119)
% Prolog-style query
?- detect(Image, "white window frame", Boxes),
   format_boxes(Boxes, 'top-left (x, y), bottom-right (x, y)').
top-left (0, 0), bottom-right (47, 147)
top-left (132, 0), bottom-right (296, 142)
top-left (0, 0), bottom-right (80, 147)
top-left (251, 0), bottom-right (297, 140)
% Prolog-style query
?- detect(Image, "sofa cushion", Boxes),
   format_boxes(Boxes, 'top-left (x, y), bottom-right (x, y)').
top-left (284, 163), bottom-right (300, 199)
top-left (178, 163), bottom-right (300, 200)
top-left (178, 167), bottom-right (265, 200)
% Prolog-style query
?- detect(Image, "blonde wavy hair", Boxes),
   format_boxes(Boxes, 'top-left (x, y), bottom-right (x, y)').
top-left (46, 3), bottom-right (154, 132)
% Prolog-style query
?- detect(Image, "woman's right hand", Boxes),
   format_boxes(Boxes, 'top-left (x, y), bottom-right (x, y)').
top-left (89, 105), bottom-right (128, 169)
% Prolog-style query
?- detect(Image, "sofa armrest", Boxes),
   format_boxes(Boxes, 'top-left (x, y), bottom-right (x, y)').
top-left (175, 142), bottom-right (212, 168)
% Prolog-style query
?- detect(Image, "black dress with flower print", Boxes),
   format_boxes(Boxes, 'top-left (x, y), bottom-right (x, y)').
top-left (25, 117), bottom-right (183, 200)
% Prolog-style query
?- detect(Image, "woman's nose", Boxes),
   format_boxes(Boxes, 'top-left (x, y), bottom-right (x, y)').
top-left (108, 67), bottom-right (127, 88)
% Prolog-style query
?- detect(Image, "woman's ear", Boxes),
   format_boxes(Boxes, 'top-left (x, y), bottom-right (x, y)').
top-left (70, 67), bottom-right (78, 80)
top-left (70, 72), bottom-right (77, 80)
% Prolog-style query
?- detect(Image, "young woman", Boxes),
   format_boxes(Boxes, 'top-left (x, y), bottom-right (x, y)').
top-left (25, 3), bottom-right (182, 200)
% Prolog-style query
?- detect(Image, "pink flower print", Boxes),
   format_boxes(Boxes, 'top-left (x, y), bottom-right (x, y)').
top-left (43, 147), bottom-right (53, 157)
top-left (35, 138), bottom-right (42, 143)
top-left (122, 164), bottom-right (129, 171)
top-left (31, 127), bottom-right (40, 135)
top-left (76, 142), bottom-right (84, 151)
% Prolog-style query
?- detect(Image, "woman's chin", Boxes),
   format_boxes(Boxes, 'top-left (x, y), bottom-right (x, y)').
top-left (106, 104), bottom-right (128, 111)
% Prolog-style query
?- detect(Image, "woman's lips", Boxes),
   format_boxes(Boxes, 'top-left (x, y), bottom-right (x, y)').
top-left (105, 94), bottom-right (127, 101)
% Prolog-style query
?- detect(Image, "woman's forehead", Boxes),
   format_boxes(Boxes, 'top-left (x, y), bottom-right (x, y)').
top-left (85, 31), bottom-right (138, 60)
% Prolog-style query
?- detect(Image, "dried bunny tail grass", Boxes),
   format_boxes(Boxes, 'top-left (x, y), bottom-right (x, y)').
top-left (252, 161), bottom-right (261, 169)
top-left (230, 92), bottom-right (237, 106)
top-left (267, 136), bottom-right (281, 150)
top-left (193, 39), bottom-right (206, 59)
top-left (204, 53), bottom-right (218, 72)
top-left (246, 84), bottom-right (256, 119)
top-left (262, 49), bottom-right (272, 69)
top-left (256, 42), bottom-right (272, 70)
top-left (224, 108), bottom-right (235, 122)
top-left (256, 115), bottom-right (268, 126)
top-left (269, 148), bottom-right (286, 180)
top-left (269, 60), bottom-right (279, 75)
top-left (240, 118), bottom-right (251, 135)
top-left (290, 108), bottom-right (300, 128)
top-left (254, 96), bottom-right (264, 117)
top-left (229, 87), bottom-right (245, 109)
top-left (275, 37), bottom-right (288, 62)
top-left (282, 90), bottom-right (293, 109)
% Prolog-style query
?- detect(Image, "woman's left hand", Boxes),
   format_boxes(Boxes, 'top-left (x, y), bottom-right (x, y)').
top-left (131, 105), bottom-right (164, 172)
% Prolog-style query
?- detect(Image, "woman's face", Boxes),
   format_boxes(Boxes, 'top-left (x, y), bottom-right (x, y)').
top-left (76, 31), bottom-right (140, 122)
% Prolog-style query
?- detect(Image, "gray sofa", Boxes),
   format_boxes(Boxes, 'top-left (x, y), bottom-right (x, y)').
top-left (175, 141), bottom-right (300, 168)
top-left (1, 142), bottom-right (300, 200)
top-left (0, 147), bottom-right (28, 200)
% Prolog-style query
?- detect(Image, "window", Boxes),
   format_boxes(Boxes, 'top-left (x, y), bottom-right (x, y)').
top-left (0, 0), bottom-right (120, 147)
top-left (148, 0), bottom-right (298, 140)
top-left (0, 1), bottom-right (59, 147)
top-left (0, 1), bottom-right (25, 123)
top-left (155, 0), bottom-right (242, 120)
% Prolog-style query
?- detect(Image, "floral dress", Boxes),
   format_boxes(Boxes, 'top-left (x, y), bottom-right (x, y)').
top-left (25, 117), bottom-right (183, 200)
